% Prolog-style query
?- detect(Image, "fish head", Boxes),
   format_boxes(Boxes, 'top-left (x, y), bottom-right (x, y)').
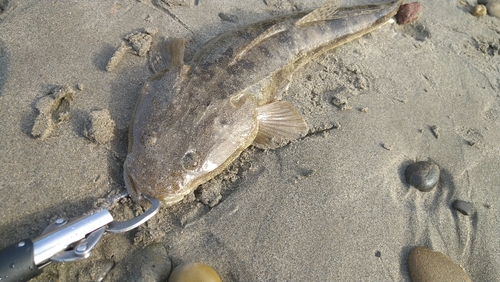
top-left (124, 94), bottom-right (258, 205)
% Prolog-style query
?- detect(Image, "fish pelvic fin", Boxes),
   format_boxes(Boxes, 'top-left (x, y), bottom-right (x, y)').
top-left (253, 101), bottom-right (308, 149)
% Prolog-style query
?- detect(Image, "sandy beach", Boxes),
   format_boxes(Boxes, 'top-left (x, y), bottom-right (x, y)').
top-left (1, 0), bottom-right (499, 281)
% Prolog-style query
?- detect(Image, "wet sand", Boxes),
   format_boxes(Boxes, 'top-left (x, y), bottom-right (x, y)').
top-left (0, 0), bottom-right (499, 281)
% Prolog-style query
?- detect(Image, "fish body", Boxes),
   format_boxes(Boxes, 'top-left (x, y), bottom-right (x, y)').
top-left (124, 0), bottom-right (402, 203)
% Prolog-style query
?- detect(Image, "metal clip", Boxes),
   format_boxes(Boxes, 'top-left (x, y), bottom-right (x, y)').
top-left (34, 210), bottom-right (114, 265)
top-left (50, 226), bottom-right (106, 263)
top-left (107, 195), bottom-right (160, 233)
top-left (32, 193), bottom-right (161, 265)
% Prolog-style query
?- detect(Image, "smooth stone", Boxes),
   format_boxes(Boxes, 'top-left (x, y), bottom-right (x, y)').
top-left (486, 1), bottom-right (500, 17)
top-left (408, 247), bottom-right (472, 282)
top-left (169, 262), bottom-right (222, 282)
top-left (397, 2), bottom-right (423, 25)
top-left (218, 12), bottom-right (239, 23)
top-left (137, 244), bottom-right (172, 282)
top-left (472, 4), bottom-right (487, 16)
top-left (405, 161), bottom-right (440, 192)
top-left (453, 200), bottom-right (474, 216)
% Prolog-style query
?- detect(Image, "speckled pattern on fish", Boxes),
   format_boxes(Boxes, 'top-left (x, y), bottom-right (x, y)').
top-left (124, 0), bottom-right (403, 204)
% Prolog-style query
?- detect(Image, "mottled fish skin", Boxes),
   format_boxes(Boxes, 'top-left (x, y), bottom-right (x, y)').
top-left (124, 0), bottom-right (402, 204)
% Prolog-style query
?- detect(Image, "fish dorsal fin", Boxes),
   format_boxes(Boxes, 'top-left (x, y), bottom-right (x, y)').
top-left (149, 37), bottom-right (186, 72)
top-left (253, 101), bottom-right (308, 149)
top-left (295, 1), bottom-right (339, 27)
top-left (229, 23), bottom-right (287, 66)
top-left (168, 38), bottom-right (186, 68)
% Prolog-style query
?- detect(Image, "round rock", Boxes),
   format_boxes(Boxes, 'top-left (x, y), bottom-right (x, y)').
top-left (397, 2), bottom-right (423, 25)
top-left (408, 246), bottom-right (472, 282)
top-left (452, 200), bottom-right (474, 216)
top-left (487, 1), bottom-right (500, 17)
top-left (472, 4), bottom-right (487, 16)
top-left (405, 161), bottom-right (440, 192)
top-left (169, 263), bottom-right (222, 282)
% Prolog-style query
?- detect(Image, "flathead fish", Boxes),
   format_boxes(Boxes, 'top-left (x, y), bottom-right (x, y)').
top-left (124, 0), bottom-right (402, 204)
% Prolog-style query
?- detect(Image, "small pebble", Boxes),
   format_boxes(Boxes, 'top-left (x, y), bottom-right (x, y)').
top-left (472, 4), bottom-right (487, 16)
top-left (397, 2), bottom-right (422, 25)
top-left (430, 125), bottom-right (440, 139)
top-left (453, 200), bottom-right (474, 215)
top-left (218, 12), bottom-right (239, 23)
top-left (381, 143), bottom-right (392, 150)
top-left (486, 1), bottom-right (500, 17)
top-left (408, 246), bottom-right (472, 282)
top-left (169, 263), bottom-right (222, 282)
top-left (405, 161), bottom-right (440, 192)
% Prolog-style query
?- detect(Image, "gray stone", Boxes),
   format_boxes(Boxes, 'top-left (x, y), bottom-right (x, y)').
top-left (405, 161), bottom-right (440, 192)
top-left (453, 200), bottom-right (473, 216)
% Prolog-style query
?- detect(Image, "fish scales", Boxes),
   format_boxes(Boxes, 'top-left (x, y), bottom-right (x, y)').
top-left (124, 0), bottom-right (402, 204)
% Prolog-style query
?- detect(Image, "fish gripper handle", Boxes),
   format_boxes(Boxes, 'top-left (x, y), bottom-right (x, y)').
top-left (0, 239), bottom-right (41, 282)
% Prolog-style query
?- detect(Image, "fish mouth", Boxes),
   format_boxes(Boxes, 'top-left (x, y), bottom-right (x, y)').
top-left (159, 180), bottom-right (192, 205)
top-left (125, 163), bottom-right (191, 204)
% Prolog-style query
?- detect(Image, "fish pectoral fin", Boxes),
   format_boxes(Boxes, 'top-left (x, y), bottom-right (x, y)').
top-left (253, 101), bottom-right (309, 149)
top-left (149, 37), bottom-right (186, 72)
top-left (295, 1), bottom-right (340, 27)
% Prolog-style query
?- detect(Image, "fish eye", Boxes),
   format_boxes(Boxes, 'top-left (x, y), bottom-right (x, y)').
top-left (182, 150), bottom-right (201, 170)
